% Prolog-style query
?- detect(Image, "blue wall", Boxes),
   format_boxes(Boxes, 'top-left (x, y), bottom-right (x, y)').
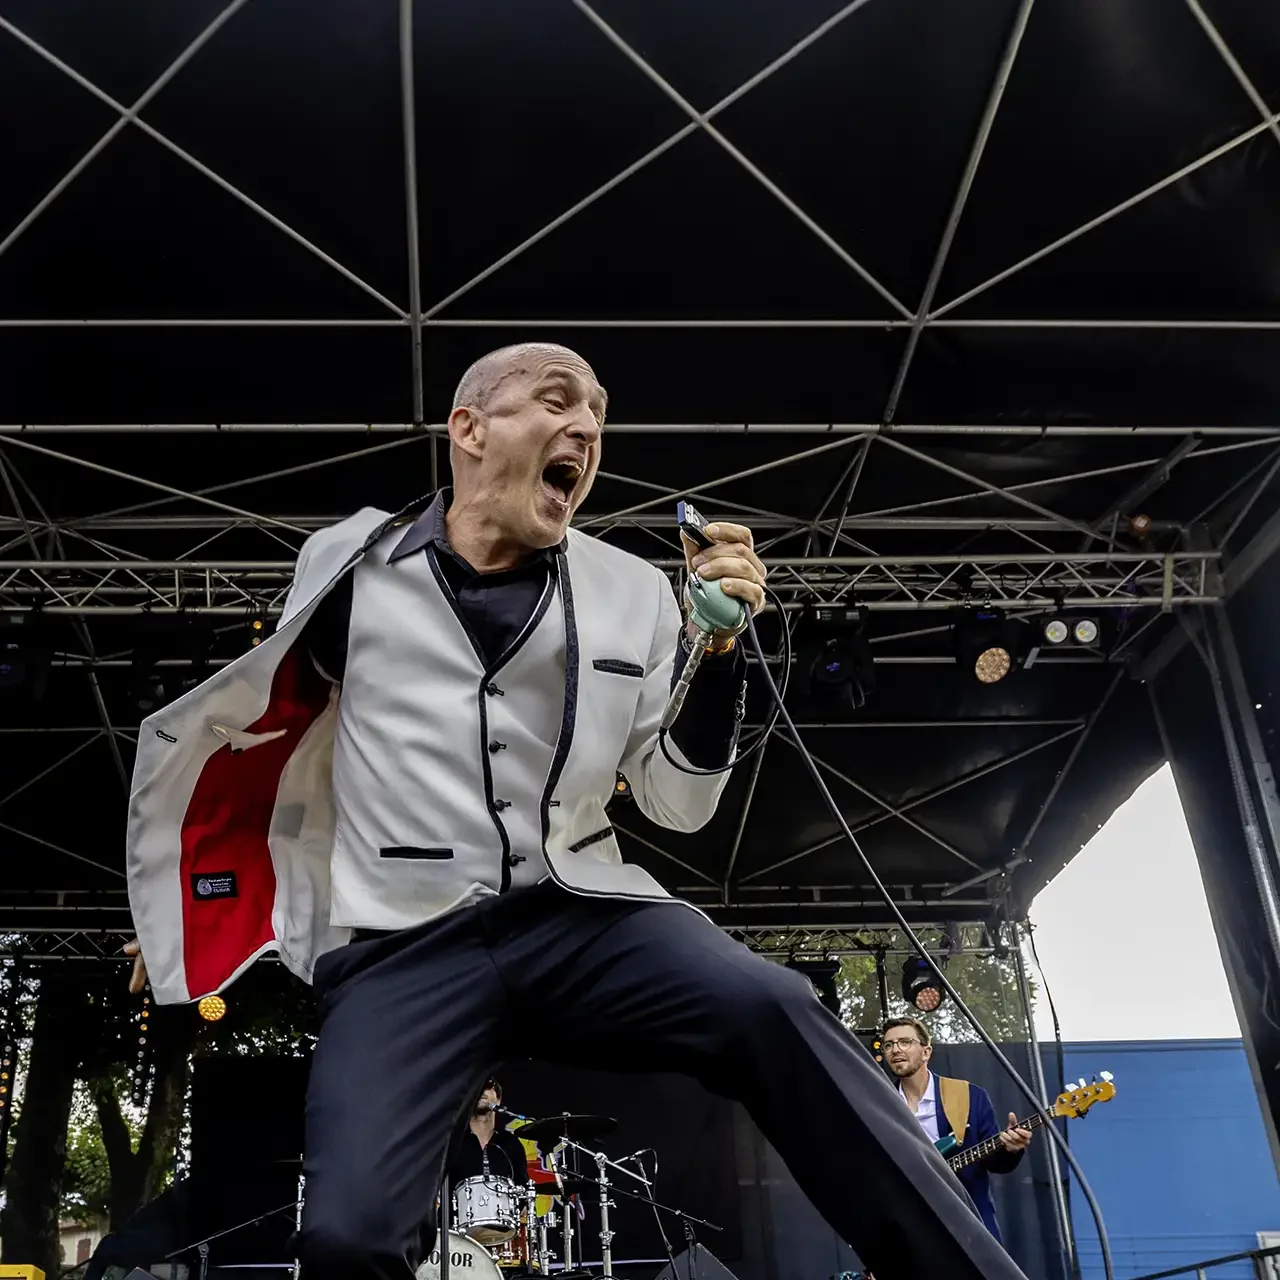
top-left (1063, 1040), bottom-right (1280, 1279)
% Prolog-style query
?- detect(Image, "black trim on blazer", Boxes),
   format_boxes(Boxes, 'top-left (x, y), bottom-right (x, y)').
top-left (539, 549), bottom-right (579, 874)
top-left (472, 564), bottom-right (558, 894)
top-left (568, 826), bottom-right (614, 854)
top-left (380, 846), bottom-right (454, 860)
top-left (592, 658), bottom-right (644, 678)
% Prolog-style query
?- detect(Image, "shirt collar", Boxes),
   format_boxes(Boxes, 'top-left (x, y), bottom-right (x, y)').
top-left (898, 1070), bottom-right (936, 1107)
top-left (388, 489), bottom-right (565, 566)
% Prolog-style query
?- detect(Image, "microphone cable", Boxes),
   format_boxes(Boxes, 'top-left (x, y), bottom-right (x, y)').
top-left (657, 584), bottom-right (1114, 1280)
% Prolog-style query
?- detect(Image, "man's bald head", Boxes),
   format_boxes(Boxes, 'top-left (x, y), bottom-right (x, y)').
top-left (443, 343), bottom-right (606, 562)
top-left (452, 343), bottom-right (605, 418)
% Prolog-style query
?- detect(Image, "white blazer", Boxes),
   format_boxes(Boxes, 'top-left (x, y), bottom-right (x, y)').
top-left (126, 502), bottom-right (735, 1004)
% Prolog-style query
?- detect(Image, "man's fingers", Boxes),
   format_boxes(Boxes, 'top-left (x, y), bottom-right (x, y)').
top-left (718, 578), bottom-right (766, 616)
top-left (704, 522), bottom-right (754, 550)
top-left (693, 542), bottom-right (767, 581)
top-left (1008, 1112), bottom-right (1018, 1127)
top-left (128, 953), bottom-right (148, 995)
top-left (123, 938), bottom-right (139, 957)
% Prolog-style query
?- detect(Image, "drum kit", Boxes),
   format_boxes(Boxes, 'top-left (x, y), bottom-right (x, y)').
top-left (416, 1110), bottom-right (710, 1280)
top-left (166, 1109), bottom-right (717, 1280)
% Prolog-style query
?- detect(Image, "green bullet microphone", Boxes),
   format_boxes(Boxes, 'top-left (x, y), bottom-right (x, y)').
top-left (660, 502), bottom-right (748, 733)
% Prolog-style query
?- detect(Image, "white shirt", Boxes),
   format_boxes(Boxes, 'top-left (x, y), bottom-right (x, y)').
top-left (899, 1070), bottom-right (941, 1143)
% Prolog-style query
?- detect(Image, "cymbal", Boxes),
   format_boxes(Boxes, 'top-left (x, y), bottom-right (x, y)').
top-left (517, 1113), bottom-right (618, 1144)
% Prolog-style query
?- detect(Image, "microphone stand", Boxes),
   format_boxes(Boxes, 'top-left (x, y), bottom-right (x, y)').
top-left (163, 1199), bottom-right (301, 1280)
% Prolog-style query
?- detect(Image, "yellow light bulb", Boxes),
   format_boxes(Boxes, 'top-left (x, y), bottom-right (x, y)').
top-left (198, 995), bottom-right (228, 1022)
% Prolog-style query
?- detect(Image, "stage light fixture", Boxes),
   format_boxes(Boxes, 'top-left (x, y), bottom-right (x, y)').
top-left (800, 605), bottom-right (876, 712)
top-left (1039, 614), bottom-right (1100, 651)
top-left (1073, 618), bottom-right (1099, 646)
top-left (953, 609), bottom-right (1029, 685)
top-left (0, 613), bottom-right (51, 701)
top-left (198, 995), bottom-right (227, 1022)
top-left (901, 955), bottom-right (946, 1013)
top-left (786, 958), bottom-right (842, 1019)
top-left (1043, 619), bottom-right (1069, 645)
top-left (1129, 513), bottom-right (1152, 537)
top-left (613, 774), bottom-right (632, 801)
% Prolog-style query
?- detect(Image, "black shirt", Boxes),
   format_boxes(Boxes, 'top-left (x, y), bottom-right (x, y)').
top-left (450, 1127), bottom-right (531, 1184)
top-left (302, 492), bottom-right (746, 769)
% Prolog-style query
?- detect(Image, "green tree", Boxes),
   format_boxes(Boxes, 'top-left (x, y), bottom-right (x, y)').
top-left (61, 1083), bottom-right (132, 1226)
top-left (837, 946), bottom-right (1032, 1044)
top-left (0, 969), bottom-right (85, 1275)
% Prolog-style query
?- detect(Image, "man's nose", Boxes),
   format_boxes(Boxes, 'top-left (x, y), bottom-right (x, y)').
top-left (565, 408), bottom-right (601, 445)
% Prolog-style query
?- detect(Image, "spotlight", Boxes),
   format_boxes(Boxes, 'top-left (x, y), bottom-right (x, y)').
top-left (1128, 513), bottom-right (1152, 537)
top-left (0, 613), bottom-right (51, 701)
top-left (901, 955), bottom-right (946, 1013)
top-left (1073, 618), bottom-right (1100, 646)
top-left (786, 958), bottom-right (842, 1019)
top-left (250, 612), bottom-right (266, 648)
top-left (613, 774), bottom-right (632, 801)
top-left (1043, 619), bottom-right (1069, 645)
top-left (1040, 614), bottom-right (1101, 649)
top-left (198, 995), bottom-right (227, 1022)
top-left (953, 609), bottom-right (1029, 685)
top-left (800, 606), bottom-right (876, 712)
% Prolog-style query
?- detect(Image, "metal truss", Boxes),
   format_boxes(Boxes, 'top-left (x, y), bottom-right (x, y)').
top-left (0, 549), bottom-right (1222, 616)
top-left (0, 0), bottom-right (1276, 389)
top-left (0, 929), bottom-right (135, 961)
top-left (728, 925), bottom-right (998, 960)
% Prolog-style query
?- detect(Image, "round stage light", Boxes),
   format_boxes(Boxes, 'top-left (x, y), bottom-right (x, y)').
top-left (901, 955), bottom-right (947, 1013)
top-left (1043, 619), bottom-right (1069, 645)
top-left (1073, 619), bottom-right (1100, 646)
top-left (198, 995), bottom-right (227, 1022)
top-left (974, 645), bottom-right (1012, 684)
top-left (914, 985), bottom-right (943, 1013)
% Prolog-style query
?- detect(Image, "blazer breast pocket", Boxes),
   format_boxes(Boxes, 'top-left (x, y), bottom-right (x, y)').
top-left (593, 658), bottom-right (645, 678)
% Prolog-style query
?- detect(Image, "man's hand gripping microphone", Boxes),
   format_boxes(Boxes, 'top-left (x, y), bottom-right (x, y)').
top-left (660, 502), bottom-right (747, 733)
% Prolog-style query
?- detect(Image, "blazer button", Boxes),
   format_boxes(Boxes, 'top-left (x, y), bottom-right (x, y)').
top-left (506, 852), bottom-right (527, 868)
top-left (486, 683), bottom-right (504, 697)
top-left (493, 799), bottom-right (510, 812)
top-left (489, 741), bottom-right (507, 754)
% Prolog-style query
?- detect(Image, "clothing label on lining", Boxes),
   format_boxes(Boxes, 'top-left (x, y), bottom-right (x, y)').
top-left (190, 872), bottom-right (238, 901)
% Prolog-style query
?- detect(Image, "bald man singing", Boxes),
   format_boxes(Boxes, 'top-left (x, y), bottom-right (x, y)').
top-left (124, 346), bottom-right (1024, 1280)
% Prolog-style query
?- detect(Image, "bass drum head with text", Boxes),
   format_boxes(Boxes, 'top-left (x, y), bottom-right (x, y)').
top-left (416, 1230), bottom-right (502, 1280)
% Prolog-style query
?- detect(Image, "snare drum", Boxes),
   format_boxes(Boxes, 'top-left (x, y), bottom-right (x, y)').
top-left (416, 1230), bottom-right (502, 1280)
top-left (455, 1175), bottom-right (522, 1245)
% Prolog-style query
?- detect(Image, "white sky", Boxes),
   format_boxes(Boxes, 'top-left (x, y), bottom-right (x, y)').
top-left (1026, 762), bottom-right (1241, 1042)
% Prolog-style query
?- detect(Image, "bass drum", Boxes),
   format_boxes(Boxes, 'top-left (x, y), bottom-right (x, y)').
top-left (416, 1230), bottom-right (503, 1280)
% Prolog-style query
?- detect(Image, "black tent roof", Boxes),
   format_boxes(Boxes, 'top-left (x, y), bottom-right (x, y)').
top-left (2, 0), bottom-right (1279, 949)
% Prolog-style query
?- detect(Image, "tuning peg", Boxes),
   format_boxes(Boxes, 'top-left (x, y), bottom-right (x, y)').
top-left (1099, 1071), bottom-right (1113, 1083)
top-left (1077, 1078), bottom-right (1087, 1090)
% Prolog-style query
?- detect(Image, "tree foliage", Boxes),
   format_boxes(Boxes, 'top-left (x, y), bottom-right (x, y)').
top-left (837, 947), bottom-right (1032, 1044)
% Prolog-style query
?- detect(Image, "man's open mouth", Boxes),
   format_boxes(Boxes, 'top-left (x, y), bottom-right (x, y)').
top-left (541, 457), bottom-right (585, 507)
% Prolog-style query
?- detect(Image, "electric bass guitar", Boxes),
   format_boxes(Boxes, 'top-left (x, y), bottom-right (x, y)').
top-left (934, 1073), bottom-right (1115, 1170)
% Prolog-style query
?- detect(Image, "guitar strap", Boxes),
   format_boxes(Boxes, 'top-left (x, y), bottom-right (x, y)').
top-left (937, 1076), bottom-right (970, 1147)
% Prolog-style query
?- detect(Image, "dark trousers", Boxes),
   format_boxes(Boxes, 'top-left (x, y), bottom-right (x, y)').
top-left (296, 883), bottom-right (1025, 1280)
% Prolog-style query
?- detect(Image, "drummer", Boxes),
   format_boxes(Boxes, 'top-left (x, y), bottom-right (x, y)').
top-left (451, 1079), bottom-right (530, 1187)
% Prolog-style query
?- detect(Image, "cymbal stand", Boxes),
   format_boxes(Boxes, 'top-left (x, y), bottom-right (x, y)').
top-left (293, 1173), bottom-right (305, 1280)
top-left (555, 1135), bottom-right (653, 1190)
top-left (549, 1145), bottom-right (574, 1273)
top-left (594, 1150), bottom-right (615, 1279)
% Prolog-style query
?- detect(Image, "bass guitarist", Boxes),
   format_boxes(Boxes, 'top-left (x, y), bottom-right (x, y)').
top-left (882, 1016), bottom-right (1032, 1245)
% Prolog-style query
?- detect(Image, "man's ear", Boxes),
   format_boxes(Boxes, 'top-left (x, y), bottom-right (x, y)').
top-left (449, 405), bottom-right (485, 462)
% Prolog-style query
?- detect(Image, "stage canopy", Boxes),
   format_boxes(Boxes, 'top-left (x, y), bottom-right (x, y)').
top-left (3, 0), bottom-right (1280, 952)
